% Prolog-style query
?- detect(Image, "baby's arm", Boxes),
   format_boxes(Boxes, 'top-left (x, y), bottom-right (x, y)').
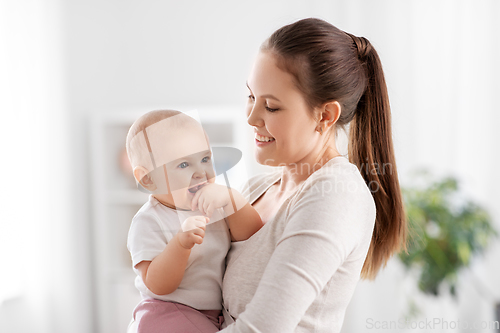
top-left (135, 216), bottom-right (209, 295)
top-left (191, 184), bottom-right (263, 242)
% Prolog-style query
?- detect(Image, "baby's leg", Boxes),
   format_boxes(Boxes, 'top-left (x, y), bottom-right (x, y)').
top-left (133, 298), bottom-right (223, 333)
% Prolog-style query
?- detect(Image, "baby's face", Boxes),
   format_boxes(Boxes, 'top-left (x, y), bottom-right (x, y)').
top-left (162, 148), bottom-right (215, 210)
top-left (147, 121), bottom-right (215, 210)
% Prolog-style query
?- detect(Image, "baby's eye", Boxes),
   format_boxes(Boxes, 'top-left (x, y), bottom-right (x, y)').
top-left (178, 162), bottom-right (189, 169)
top-left (201, 156), bottom-right (211, 163)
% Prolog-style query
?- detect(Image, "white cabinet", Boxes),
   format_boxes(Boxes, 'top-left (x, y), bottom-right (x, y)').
top-left (89, 106), bottom-right (249, 333)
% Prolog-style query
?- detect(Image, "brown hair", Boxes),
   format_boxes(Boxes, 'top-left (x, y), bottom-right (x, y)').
top-left (261, 18), bottom-right (407, 280)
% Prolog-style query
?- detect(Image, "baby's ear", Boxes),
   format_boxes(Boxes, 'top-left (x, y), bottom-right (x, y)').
top-left (133, 166), bottom-right (157, 191)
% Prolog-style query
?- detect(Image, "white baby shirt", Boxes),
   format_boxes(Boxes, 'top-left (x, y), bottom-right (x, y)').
top-left (127, 194), bottom-right (231, 310)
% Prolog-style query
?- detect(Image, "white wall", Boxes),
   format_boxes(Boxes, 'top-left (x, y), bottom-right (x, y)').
top-left (0, 0), bottom-right (74, 332)
top-left (2, 0), bottom-right (499, 332)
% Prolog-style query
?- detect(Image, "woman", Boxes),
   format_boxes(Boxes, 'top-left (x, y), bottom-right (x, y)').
top-left (219, 18), bottom-right (407, 332)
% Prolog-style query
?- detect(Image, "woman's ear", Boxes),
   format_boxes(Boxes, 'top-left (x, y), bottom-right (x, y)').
top-left (319, 101), bottom-right (342, 130)
top-left (133, 166), bottom-right (157, 191)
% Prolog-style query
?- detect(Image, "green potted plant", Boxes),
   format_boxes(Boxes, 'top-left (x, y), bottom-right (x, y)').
top-left (399, 169), bottom-right (498, 298)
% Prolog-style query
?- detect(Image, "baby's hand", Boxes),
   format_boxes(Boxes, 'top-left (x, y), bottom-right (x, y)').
top-left (191, 183), bottom-right (231, 217)
top-left (178, 216), bottom-right (209, 249)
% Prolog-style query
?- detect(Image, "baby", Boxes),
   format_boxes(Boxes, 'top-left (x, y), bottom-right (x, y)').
top-left (126, 110), bottom-right (262, 333)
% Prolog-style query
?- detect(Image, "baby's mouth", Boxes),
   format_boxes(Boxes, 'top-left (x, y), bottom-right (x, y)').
top-left (188, 182), bottom-right (207, 194)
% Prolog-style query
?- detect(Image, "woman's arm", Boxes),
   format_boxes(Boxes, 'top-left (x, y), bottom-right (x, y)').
top-left (220, 175), bottom-right (375, 332)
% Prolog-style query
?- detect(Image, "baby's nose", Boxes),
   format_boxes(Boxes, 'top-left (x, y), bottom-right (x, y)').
top-left (193, 168), bottom-right (206, 179)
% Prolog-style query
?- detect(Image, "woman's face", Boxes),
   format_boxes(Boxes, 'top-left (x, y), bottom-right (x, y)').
top-left (246, 51), bottom-right (321, 167)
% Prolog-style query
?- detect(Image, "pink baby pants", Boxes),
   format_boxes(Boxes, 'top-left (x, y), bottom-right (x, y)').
top-left (133, 298), bottom-right (224, 333)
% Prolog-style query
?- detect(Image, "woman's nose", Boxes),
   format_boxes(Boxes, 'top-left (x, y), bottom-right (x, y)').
top-left (247, 104), bottom-right (264, 128)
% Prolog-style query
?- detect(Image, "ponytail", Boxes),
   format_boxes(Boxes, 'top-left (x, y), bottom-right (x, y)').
top-left (347, 36), bottom-right (408, 280)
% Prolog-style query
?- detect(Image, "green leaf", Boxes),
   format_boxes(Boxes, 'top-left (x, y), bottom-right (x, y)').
top-left (399, 169), bottom-right (496, 297)
top-left (456, 240), bottom-right (471, 264)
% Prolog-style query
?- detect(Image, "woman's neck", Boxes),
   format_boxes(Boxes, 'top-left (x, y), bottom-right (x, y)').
top-left (278, 146), bottom-right (341, 194)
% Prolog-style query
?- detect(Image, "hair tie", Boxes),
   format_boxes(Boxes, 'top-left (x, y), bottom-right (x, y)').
top-left (346, 33), bottom-right (372, 61)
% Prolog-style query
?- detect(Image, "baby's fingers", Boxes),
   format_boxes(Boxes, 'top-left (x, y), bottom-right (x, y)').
top-left (193, 216), bottom-right (208, 229)
top-left (191, 190), bottom-right (200, 211)
top-left (191, 186), bottom-right (206, 211)
top-left (206, 203), bottom-right (215, 218)
top-left (196, 194), bottom-right (207, 215)
top-left (185, 232), bottom-right (203, 246)
top-left (191, 226), bottom-right (205, 239)
top-left (193, 234), bottom-right (203, 245)
top-left (202, 199), bottom-right (211, 217)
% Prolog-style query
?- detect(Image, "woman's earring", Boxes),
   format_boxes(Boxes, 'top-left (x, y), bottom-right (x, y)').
top-left (316, 126), bottom-right (323, 134)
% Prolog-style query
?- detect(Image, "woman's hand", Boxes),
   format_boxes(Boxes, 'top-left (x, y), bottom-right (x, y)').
top-left (191, 183), bottom-right (231, 217)
top-left (178, 216), bottom-right (209, 249)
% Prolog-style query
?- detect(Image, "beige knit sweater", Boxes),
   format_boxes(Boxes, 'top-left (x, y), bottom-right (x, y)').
top-left (220, 156), bottom-right (376, 332)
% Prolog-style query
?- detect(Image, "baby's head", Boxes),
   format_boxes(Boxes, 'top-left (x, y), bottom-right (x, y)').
top-left (126, 110), bottom-right (215, 210)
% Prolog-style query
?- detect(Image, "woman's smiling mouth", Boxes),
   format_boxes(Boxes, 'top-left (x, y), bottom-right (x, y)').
top-left (255, 133), bottom-right (275, 147)
top-left (255, 133), bottom-right (275, 142)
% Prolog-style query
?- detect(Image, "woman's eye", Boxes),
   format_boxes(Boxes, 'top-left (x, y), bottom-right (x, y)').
top-left (247, 95), bottom-right (255, 102)
top-left (265, 106), bottom-right (279, 112)
top-left (201, 156), bottom-right (210, 163)
top-left (178, 162), bottom-right (189, 169)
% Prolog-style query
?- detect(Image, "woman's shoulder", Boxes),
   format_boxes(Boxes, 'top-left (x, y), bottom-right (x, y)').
top-left (286, 156), bottom-right (376, 237)
top-left (295, 156), bottom-right (375, 208)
